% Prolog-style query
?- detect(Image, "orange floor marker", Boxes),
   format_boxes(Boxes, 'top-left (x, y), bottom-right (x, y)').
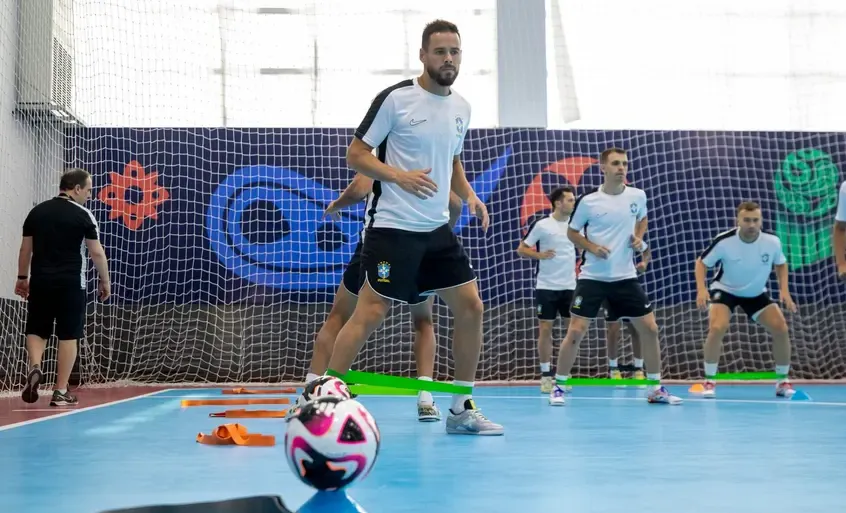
top-left (181, 398), bottom-right (291, 407)
top-left (222, 387), bottom-right (297, 395)
top-left (196, 423), bottom-right (276, 446)
top-left (688, 383), bottom-right (705, 393)
top-left (209, 409), bottom-right (289, 418)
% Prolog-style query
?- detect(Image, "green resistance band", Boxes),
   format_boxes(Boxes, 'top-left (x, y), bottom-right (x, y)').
top-left (713, 372), bottom-right (780, 380)
top-left (327, 369), bottom-right (473, 394)
top-left (348, 384), bottom-right (418, 396)
top-left (560, 378), bottom-right (660, 386)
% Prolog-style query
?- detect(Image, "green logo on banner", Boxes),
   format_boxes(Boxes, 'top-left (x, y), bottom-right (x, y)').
top-left (773, 148), bottom-right (839, 270)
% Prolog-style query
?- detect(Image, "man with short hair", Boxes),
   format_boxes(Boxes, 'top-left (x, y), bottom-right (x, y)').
top-left (16, 168), bottom-right (111, 406)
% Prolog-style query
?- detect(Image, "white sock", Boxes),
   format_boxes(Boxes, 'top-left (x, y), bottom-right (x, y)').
top-left (417, 376), bottom-right (433, 405)
top-left (555, 374), bottom-right (569, 385)
top-left (775, 365), bottom-right (790, 380)
top-left (540, 362), bottom-right (550, 373)
top-left (450, 380), bottom-right (474, 413)
top-left (704, 362), bottom-right (718, 379)
top-left (56, 388), bottom-right (67, 395)
top-left (647, 373), bottom-right (660, 390)
top-left (634, 358), bottom-right (644, 369)
top-left (306, 372), bottom-right (320, 384)
top-left (608, 358), bottom-right (618, 368)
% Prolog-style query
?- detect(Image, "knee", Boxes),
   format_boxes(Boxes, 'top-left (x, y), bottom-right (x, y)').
top-left (767, 318), bottom-right (789, 337)
top-left (457, 295), bottom-right (484, 320)
top-left (708, 320), bottom-right (730, 337)
top-left (638, 319), bottom-right (660, 339)
top-left (566, 319), bottom-right (590, 340)
top-left (412, 314), bottom-right (433, 335)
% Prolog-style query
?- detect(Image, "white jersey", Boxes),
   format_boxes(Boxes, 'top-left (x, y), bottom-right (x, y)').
top-left (354, 77), bottom-right (471, 232)
top-left (699, 228), bottom-right (786, 298)
top-left (522, 215), bottom-right (577, 291)
top-left (836, 181), bottom-right (846, 222)
top-left (568, 186), bottom-right (647, 282)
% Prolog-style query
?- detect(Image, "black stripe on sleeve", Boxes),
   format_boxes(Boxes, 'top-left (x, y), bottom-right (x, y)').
top-left (354, 79), bottom-right (413, 142)
top-left (699, 228), bottom-right (736, 260)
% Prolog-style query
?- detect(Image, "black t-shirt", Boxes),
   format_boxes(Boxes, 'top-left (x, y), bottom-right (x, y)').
top-left (22, 195), bottom-right (99, 289)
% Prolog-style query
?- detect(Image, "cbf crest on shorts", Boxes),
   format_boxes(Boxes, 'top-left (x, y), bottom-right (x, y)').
top-left (377, 261), bottom-right (391, 283)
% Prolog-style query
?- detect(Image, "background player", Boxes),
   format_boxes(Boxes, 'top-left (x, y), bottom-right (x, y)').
top-left (516, 185), bottom-right (577, 393)
top-left (549, 148), bottom-right (681, 406)
top-left (605, 247), bottom-right (650, 386)
top-left (324, 20), bottom-right (503, 435)
top-left (307, 173), bottom-right (463, 421)
top-left (833, 180), bottom-right (846, 280)
top-left (15, 169), bottom-right (111, 406)
top-left (694, 201), bottom-right (797, 398)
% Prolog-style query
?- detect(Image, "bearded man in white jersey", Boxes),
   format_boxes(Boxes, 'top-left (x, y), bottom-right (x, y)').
top-left (695, 201), bottom-right (798, 398)
top-left (832, 180), bottom-right (846, 281)
top-left (517, 186), bottom-right (577, 393)
top-left (301, 173), bottom-right (463, 422)
top-left (323, 20), bottom-right (503, 436)
top-left (549, 147), bottom-right (681, 406)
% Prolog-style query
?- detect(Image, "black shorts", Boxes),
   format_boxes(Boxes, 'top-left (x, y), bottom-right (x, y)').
top-left (25, 282), bottom-right (86, 340)
top-left (536, 289), bottom-right (573, 320)
top-left (570, 278), bottom-right (652, 320)
top-left (601, 301), bottom-right (630, 323)
top-left (360, 224), bottom-right (476, 304)
top-left (710, 290), bottom-right (773, 320)
top-left (342, 240), bottom-right (426, 304)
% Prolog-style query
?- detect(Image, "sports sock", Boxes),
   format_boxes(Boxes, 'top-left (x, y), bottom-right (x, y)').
top-left (704, 362), bottom-right (718, 380)
top-left (55, 388), bottom-right (67, 395)
top-left (775, 365), bottom-right (790, 380)
top-left (540, 362), bottom-right (550, 373)
top-left (450, 380), bottom-right (474, 414)
top-left (634, 358), bottom-right (644, 369)
top-left (608, 358), bottom-right (618, 368)
top-left (417, 376), bottom-right (434, 405)
top-left (647, 373), bottom-right (660, 391)
top-left (305, 372), bottom-right (320, 384)
top-left (554, 374), bottom-right (568, 385)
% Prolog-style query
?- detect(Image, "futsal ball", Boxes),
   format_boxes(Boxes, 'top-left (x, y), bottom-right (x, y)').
top-left (284, 395), bottom-right (381, 491)
top-left (306, 376), bottom-right (353, 401)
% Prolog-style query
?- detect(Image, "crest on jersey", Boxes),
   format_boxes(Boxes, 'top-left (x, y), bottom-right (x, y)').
top-left (761, 254), bottom-right (770, 263)
top-left (629, 202), bottom-right (638, 214)
top-left (455, 116), bottom-right (464, 135)
top-left (377, 261), bottom-right (391, 282)
top-left (573, 296), bottom-right (583, 308)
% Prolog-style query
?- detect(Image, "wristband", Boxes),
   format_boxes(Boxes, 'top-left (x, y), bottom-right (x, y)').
top-left (17, 275), bottom-right (27, 280)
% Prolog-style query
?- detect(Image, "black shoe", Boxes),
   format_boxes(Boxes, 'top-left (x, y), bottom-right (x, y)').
top-left (21, 368), bottom-right (43, 404)
top-left (49, 390), bottom-right (79, 407)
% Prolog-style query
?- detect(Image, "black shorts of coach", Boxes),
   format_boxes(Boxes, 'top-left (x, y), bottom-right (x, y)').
top-left (25, 280), bottom-right (87, 341)
top-left (709, 289), bottom-right (773, 321)
top-left (536, 289), bottom-right (573, 320)
top-left (342, 240), bottom-right (427, 304)
top-left (570, 278), bottom-right (652, 320)
top-left (359, 224), bottom-right (476, 304)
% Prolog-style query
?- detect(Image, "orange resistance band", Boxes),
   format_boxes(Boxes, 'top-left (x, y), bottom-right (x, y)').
top-left (221, 388), bottom-right (297, 395)
top-left (181, 398), bottom-right (291, 407)
top-left (209, 409), bottom-right (289, 418)
top-left (196, 423), bottom-right (276, 446)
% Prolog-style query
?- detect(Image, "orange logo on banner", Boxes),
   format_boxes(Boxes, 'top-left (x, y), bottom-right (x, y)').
top-left (519, 156), bottom-right (598, 228)
top-left (98, 160), bottom-right (170, 230)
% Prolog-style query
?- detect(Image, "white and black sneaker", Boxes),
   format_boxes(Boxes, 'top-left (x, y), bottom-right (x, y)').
top-left (21, 367), bottom-right (43, 404)
top-left (49, 390), bottom-right (79, 407)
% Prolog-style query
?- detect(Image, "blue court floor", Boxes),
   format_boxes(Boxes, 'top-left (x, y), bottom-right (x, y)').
top-left (2, 384), bottom-right (845, 513)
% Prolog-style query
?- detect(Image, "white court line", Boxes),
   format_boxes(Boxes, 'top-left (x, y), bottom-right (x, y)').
top-left (134, 393), bottom-right (846, 407)
top-left (0, 389), bottom-right (173, 432)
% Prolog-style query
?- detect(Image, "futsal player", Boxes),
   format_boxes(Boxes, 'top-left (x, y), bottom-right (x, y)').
top-left (516, 186), bottom-right (577, 394)
top-left (306, 173), bottom-right (463, 422)
top-left (324, 19), bottom-right (503, 435)
top-left (605, 247), bottom-right (649, 386)
top-left (694, 201), bottom-right (797, 398)
top-left (15, 169), bottom-right (111, 406)
top-left (549, 148), bottom-right (681, 406)
top-left (832, 180), bottom-right (846, 281)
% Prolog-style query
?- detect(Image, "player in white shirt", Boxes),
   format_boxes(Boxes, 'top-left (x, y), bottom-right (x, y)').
top-left (694, 201), bottom-right (798, 398)
top-left (323, 20), bottom-right (503, 436)
top-left (833, 181), bottom-right (846, 281)
top-left (517, 186), bottom-right (578, 393)
top-left (549, 148), bottom-right (682, 406)
top-left (299, 173), bottom-right (463, 422)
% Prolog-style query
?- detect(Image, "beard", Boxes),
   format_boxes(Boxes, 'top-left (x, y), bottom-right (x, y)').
top-left (426, 65), bottom-right (458, 86)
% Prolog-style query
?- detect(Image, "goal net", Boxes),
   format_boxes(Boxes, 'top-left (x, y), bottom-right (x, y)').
top-left (2, 0), bottom-right (846, 393)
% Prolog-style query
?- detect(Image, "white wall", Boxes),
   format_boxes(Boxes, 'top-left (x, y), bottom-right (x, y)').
top-left (0, 0), bottom-right (65, 301)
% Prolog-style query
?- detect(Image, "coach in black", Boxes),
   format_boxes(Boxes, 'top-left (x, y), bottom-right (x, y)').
top-left (15, 169), bottom-right (111, 406)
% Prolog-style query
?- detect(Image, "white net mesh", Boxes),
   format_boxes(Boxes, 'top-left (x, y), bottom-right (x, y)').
top-left (2, 0), bottom-right (846, 393)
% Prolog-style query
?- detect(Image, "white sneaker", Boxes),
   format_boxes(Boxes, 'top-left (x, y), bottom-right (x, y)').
top-left (647, 385), bottom-right (683, 405)
top-left (776, 380), bottom-right (796, 398)
top-left (548, 385), bottom-right (566, 406)
top-left (702, 380), bottom-right (716, 398)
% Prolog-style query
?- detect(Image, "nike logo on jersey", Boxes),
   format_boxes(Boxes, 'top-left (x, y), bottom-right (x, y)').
top-left (410, 119), bottom-right (427, 126)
